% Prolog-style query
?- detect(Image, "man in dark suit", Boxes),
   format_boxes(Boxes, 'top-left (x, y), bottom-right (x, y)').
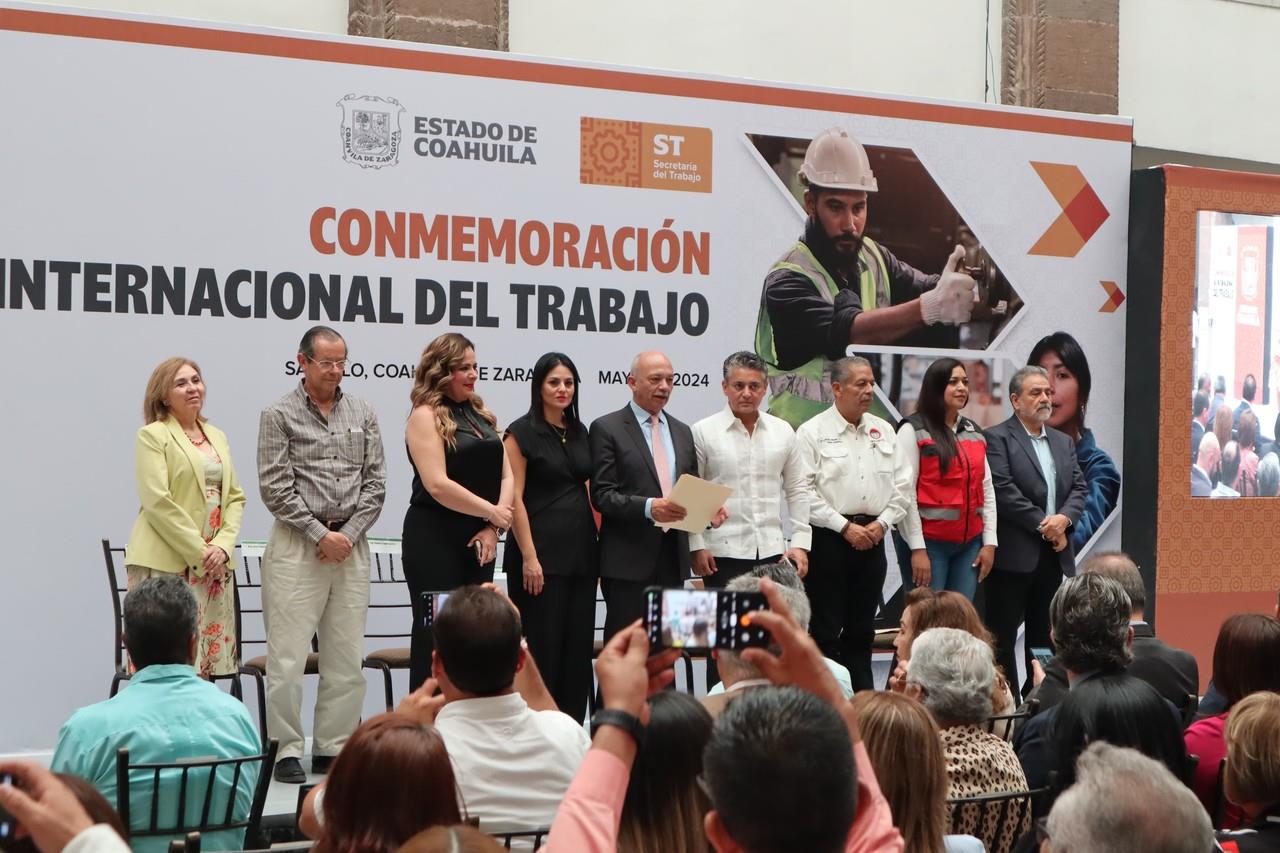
top-left (1233, 373), bottom-right (1256, 430)
top-left (590, 351), bottom-right (698, 639)
top-left (1191, 390), bottom-right (1209, 463)
top-left (1028, 551), bottom-right (1199, 720)
top-left (985, 365), bottom-right (1087, 696)
top-left (1191, 432), bottom-right (1218, 497)
top-left (1013, 574), bottom-right (1181, 796)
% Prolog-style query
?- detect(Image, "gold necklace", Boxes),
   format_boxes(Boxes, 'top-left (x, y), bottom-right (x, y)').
top-left (550, 423), bottom-right (568, 444)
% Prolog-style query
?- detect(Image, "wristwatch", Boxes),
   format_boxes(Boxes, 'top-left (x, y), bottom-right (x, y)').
top-left (590, 708), bottom-right (645, 745)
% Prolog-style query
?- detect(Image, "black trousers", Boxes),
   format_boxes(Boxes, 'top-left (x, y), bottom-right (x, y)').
top-left (402, 507), bottom-right (495, 691)
top-left (508, 573), bottom-right (598, 724)
top-left (804, 528), bottom-right (886, 692)
top-left (601, 532), bottom-right (683, 641)
top-left (701, 554), bottom-right (783, 689)
top-left (985, 542), bottom-right (1062, 697)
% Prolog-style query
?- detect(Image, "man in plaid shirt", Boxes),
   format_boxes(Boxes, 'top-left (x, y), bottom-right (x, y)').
top-left (257, 325), bottom-right (386, 783)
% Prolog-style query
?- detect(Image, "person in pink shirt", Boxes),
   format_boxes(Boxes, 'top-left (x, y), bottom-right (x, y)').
top-left (1185, 613), bottom-right (1280, 830)
top-left (546, 578), bottom-right (904, 853)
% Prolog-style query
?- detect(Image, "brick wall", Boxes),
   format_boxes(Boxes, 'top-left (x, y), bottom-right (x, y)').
top-left (1003, 0), bottom-right (1118, 114)
top-left (349, 0), bottom-right (508, 51)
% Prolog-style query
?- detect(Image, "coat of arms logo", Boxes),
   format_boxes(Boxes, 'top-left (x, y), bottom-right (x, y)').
top-left (338, 94), bottom-right (405, 169)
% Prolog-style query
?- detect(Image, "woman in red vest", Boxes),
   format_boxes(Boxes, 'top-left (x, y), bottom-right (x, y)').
top-left (894, 358), bottom-right (997, 600)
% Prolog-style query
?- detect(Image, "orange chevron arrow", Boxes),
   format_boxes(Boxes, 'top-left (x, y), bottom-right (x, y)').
top-left (1099, 280), bottom-right (1125, 312)
top-left (1029, 162), bottom-right (1110, 258)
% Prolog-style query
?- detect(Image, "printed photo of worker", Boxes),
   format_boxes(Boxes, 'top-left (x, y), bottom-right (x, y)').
top-left (751, 128), bottom-right (1022, 428)
top-left (1028, 331), bottom-right (1120, 550)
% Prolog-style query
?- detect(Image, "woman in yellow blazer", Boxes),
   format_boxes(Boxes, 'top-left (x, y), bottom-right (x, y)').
top-left (125, 357), bottom-right (246, 676)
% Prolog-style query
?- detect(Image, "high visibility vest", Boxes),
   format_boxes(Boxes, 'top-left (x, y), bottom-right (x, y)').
top-left (906, 413), bottom-right (987, 544)
top-left (755, 238), bottom-right (891, 428)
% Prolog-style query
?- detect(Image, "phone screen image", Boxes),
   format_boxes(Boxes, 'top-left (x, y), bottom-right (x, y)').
top-left (1030, 646), bottom-right (1054, 667)
top-left (644, 587), bottom-right (769, 652)
top-left (419, 591), bottom-right (452, 629)
top-left (659, 588), bottom-right (718, 650)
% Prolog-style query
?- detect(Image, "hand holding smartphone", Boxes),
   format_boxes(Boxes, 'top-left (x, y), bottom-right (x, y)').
top-left (1029, 646), bottom-right (1054, 668)
top-left (0, 772), bottom-right (15, 843)
top-left (644, 587), bottom-right (770, 652)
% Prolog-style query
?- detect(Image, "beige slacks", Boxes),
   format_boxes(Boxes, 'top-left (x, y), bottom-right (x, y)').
top-left (262, 520), bottom-right (369, 759)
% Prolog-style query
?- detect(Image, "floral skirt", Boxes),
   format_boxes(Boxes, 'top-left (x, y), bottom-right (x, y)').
top-left (125, 564), bottom-right (238, 676)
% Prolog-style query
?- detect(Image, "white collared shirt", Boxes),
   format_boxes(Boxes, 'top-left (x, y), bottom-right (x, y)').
top-left (795, 405), bottom-right (910, 533)
top-left (434, 692), bottom-right (590, 831)
top-left (894, 420), bottom-right (998, 550)
top-left (689, 406), bottom-right (812, 557)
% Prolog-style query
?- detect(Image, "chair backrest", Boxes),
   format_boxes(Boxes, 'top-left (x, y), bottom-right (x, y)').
top-left (487, 827), bottom-right (550, 850)
top-left (103, 539), bottom-right (129, 673)
top-left (1180, 692), bottom-right (1200, 729)
top-left (366, 550), bottom-right (411, 644)
top-left (946, 788), bottom-right (1040, 853)
top-left (984, 697), bottom-right (1040, 742)
top-left (115, 739), bottom-right (279, 849)
top-left (1212, 756), bottom-right (1228, 829)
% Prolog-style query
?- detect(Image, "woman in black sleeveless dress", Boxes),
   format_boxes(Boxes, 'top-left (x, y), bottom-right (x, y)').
top-left (503, 352), bottom-right (598, 722)
top-left (402, 332), bottom-right (512, 690)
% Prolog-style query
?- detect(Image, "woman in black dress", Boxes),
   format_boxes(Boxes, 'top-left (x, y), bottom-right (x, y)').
top-left (403, 332), bottom-right (513, 690)
top-left (503, 352), bottom-right (598, 722)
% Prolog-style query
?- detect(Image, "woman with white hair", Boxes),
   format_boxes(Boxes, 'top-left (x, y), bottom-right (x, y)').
top-left (905, 627), bottom-right (1029, 853)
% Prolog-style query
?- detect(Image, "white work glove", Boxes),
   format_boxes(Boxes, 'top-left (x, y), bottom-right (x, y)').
top-left (920, 245), bottom-right (977, 326)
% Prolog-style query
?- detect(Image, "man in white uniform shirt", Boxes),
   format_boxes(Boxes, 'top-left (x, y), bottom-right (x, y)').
top-left (692, 351), bottom-right (812, 582)
top-left (796, 356), bottom-right (910, 691)
top-left (692, 350), bottom-right (812, 688)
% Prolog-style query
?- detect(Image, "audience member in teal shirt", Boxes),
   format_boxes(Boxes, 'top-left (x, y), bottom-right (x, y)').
top-left (50, 576), bottom-right (261, 853)
top-left (1030, 332), bottom-right (1120, 554)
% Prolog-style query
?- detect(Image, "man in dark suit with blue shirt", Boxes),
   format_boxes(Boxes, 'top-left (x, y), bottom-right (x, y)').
top-left (590, 351), bottom-right (699, 640)
top-left (984, 365), bottom-right (1088, 696)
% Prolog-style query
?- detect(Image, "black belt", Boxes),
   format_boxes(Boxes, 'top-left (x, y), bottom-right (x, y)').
top-left (321, 518), bottom-right (349, 531)
top-left (844, 514), bottom-right (878, 526)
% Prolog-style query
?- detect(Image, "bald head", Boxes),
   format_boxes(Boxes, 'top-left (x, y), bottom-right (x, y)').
top-left (1080, 551), bottom-right (1145, 617)
top-left (1196, 431), bottom-right (1220, 475)
top-left (628, 351), bottom-right (675, 415)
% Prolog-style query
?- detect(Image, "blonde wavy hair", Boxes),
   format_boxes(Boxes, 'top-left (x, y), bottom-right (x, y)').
top-left (142, 357), bottom-right (205, 425)
top-left (1225, 690), bottom-right (1280, 808)
top-left (410, 333), bottom-right (497, 448)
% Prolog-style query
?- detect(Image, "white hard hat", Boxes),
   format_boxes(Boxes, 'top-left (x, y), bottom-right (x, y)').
top-left (799, 128), bottom-right (878, 193)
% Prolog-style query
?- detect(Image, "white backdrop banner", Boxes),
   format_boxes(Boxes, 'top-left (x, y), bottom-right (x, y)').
top-left (0, 2), bottom-right (1132, 752)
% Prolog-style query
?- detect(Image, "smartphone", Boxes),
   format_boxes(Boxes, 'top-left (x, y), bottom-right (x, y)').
top-left (473, 540), bottom-right (485, 564)
top-left (1030, 646), bottom-right (1055, 668)
top-left (0, 772), bottom-right (14, 842)
top-left (644, 587), bottom-right (770, 653)
top-left (418, 591), bottom-right (453, 629)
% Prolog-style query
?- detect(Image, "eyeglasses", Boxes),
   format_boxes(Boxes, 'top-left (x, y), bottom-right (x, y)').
top-left (308, 358), bottom-right (348, 371)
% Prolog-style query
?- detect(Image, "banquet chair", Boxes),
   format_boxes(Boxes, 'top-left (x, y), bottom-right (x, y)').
top-left (361, 550), bottom-right (412, 711)
top-left (946, 787), bottom-right (1042, 853)
top-left (486, 826), bottom-right (550, 850)
top-left (102, 539), bottom-right (248, 703)
top-left (116, 739), bottom-right (278, 853)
